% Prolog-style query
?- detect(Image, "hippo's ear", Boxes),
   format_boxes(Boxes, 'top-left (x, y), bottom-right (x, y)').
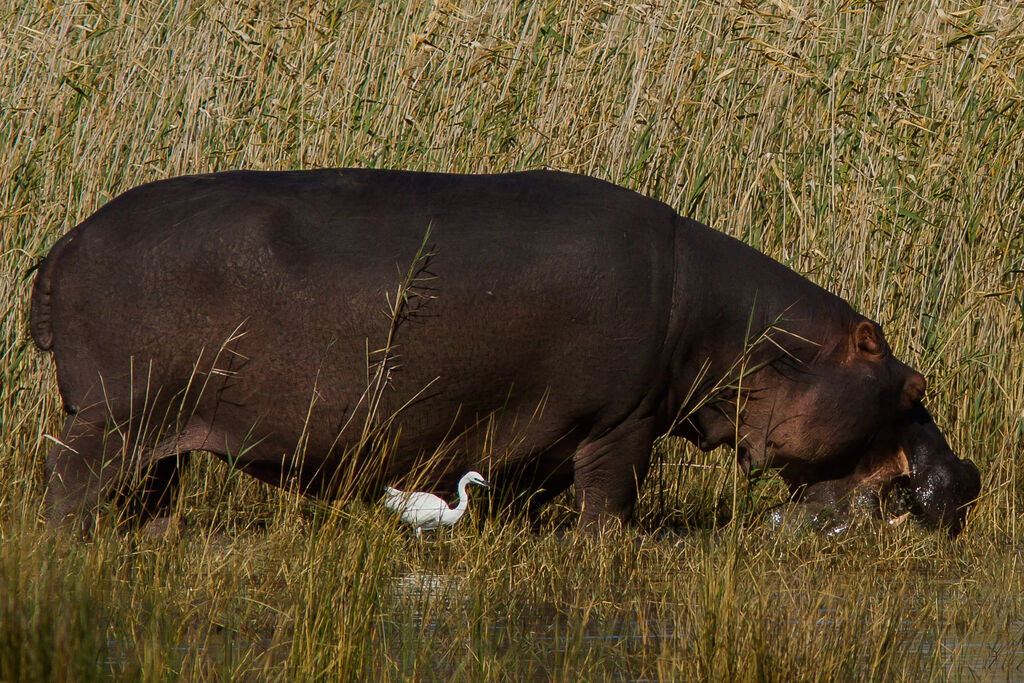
top-left (853, 320), bottom-right (885, 358)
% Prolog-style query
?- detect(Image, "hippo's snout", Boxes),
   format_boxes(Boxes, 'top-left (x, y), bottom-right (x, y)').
top-left (906, 455), bottom-right (981, 536)
top-left (901, 403), bottom-right (981, 536)
top-left (791, 403), bottom-right (981, 536)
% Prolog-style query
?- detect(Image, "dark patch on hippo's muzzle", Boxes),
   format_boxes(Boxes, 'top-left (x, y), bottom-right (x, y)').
top-left (897, 403), bottom-right (981, 536)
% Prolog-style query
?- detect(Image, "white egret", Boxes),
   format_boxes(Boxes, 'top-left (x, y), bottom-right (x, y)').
top-left (383, 471), bottom-right (490, 538)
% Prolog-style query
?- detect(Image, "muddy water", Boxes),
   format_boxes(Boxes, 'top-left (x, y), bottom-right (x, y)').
top-left (391, 570), bottom-right (1024, 679)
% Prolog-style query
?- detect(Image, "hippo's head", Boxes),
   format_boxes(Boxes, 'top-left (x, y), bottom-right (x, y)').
top-left (685, 317), bottom-right (981, 535)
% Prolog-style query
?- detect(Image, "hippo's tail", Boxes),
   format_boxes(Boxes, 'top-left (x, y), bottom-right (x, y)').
top-left (29, 235), bottom-right (71, 351)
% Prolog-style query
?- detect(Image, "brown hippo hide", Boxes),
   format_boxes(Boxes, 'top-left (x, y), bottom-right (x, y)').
top-left (29, 169), bottom-right (981, 533)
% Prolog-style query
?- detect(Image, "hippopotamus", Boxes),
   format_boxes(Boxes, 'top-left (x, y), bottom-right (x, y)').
top-left (29, 169), bottom-right (981, 533)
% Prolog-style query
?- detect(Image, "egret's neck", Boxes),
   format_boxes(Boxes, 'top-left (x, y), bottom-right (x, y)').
top-left (454, 478), bottom-right (471, 513)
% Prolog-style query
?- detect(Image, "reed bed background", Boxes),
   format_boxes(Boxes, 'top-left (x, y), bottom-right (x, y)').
top-left (1, 0), bottom-right (1022, 679)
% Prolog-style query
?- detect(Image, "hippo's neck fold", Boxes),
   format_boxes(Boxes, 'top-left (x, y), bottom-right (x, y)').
top-left (661, 215), bottom-right (855, 449)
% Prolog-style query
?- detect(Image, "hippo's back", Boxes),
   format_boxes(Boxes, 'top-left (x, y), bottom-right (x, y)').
top-left (31, 169), bottom-right (680, 467)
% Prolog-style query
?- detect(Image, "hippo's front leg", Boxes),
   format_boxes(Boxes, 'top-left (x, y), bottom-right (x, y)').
top-left (572, 416), bottom-right (657, 527)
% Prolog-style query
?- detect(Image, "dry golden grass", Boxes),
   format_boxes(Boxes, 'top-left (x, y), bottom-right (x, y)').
top-left (1, 0), bottom-right (1022, 679)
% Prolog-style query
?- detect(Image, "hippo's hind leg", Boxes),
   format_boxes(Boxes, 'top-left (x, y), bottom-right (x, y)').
top-left (572, 415), bottom-right (657, 528)
top-left (128, 451), bottom-right (192, 533)
top-left (45, 408), bottom-right (194, 531)
top-left (44, 409), bottom-right (130, 528)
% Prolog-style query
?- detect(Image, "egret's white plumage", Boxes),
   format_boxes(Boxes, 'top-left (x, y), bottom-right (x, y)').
top-left (383, 471), bottom-right (490, 537)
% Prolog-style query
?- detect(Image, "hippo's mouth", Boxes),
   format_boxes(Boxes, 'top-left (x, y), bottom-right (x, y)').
top-left (791, 404), bottom-right (981, 536)
top-left (876, 467), bottom-right (979, 535)
top-left (893, 404), bottom-right (981, 535)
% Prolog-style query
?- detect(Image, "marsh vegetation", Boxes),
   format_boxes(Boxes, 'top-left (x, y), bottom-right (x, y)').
top-left (2, 0), bottom-right (1022, 679)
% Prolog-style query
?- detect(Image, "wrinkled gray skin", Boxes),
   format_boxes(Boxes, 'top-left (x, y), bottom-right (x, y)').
top-left (30, 169), bottom-right (981, 533)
